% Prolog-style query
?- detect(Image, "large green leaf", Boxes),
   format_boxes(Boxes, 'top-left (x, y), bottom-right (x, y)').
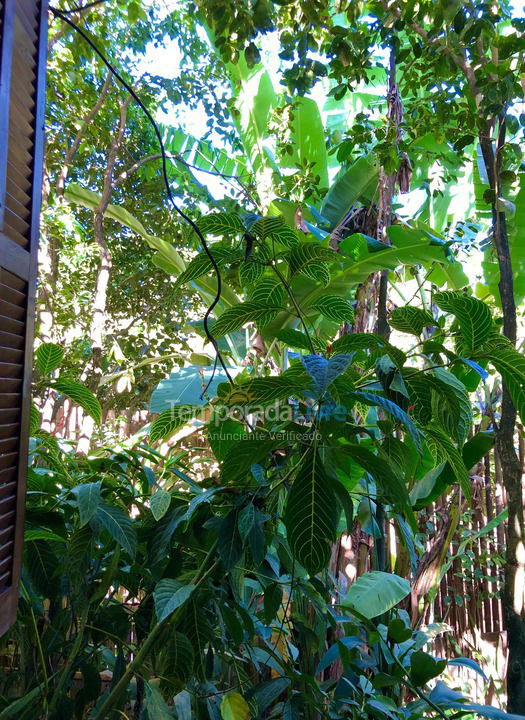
top-left (157, 633), bottom-right (195, 691)
top-left (321, 154), bottom-right (378, 228)
top-left (163, 124), bottom-right (249, 184)
top-left (250, 277), bottom-right (285, 306)
top-left (65, 183), bottom-right (185, 273)
top-left (144, 682), bottom-right (175, 720)
top-left (93, 502), bottom-right (137, 558)
top-left (280, 96), bottom-right (329, 189)
top-left (220, 436), bottom-right (284, 482)
top-left (197, 212), bottom-right (245, 236)
top-left (150, 365), bottom-right (238, 411)
top-left (337, 227), bottom-right (467, 289)
top-left (213, 302), bottom-right (284, 336)
top-left (330, 332), bottom-right (406, 368)
top-left (347, 391), bottom-right (422, 453)
top-left (284, 449), bottom-right (340, 575)
top-left (220, 693), bottom-right (250, 720)
top-left (389, 306), bottom-right (435, 335)
top-left (481, 171), bottom-right (525, 305)
top-left (340, 444), bottom-right (416, 529)
top-left (341, 571), bottom-right (410, 619)
top-left (411, 432), bottom-right (494, 509)
top-left (288, 243), bottom-right (336, 283)
top-left (35, 343), bottom-right (64, 375)
top-left (174, 245), bottom-right (243, 290)
top-left (275, 328), bottom-right (326, 353)
top-left (425, 426), bottom-right (471, 502)
top-left (434, 290), bottom-right (494, 354)
top-left (51, 378), bottom-right (102, 424)
top-left (154, 579), bottom-right (195, 623)
top-left (478, 336), bottom-right (525, 423)
top-left (150, 488), bottom-right (171, 521)
top-left (228, 59), bottom-right (277, 177)
top-left (150, 405), bottom-right (196, 443)
top-left (72, 481), bottom-right (101, 527)
top-left (429, 368), bottom-right (472, 445)
top-left (310, 295), bottom-right (355, 323)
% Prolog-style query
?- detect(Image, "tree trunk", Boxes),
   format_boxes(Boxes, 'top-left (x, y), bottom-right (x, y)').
top-left (78, 96), bottom-right (130, 453)
top-left (480, 121), bottom-right (525, 713)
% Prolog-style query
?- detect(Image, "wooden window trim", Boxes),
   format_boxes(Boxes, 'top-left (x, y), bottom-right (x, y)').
top-left (0, 0), bottom-right (48, 637)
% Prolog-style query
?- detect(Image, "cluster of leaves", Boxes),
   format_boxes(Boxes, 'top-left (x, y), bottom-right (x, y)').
top-left (16, 0), bottom-right (525, 716)
top-left (1, 288), bottom-right (525, 720)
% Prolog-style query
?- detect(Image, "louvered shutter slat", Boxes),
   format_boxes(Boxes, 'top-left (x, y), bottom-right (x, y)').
top-left (0, 0), bottom-right (47, 635)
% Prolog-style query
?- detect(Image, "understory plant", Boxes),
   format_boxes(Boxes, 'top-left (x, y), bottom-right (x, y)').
top-left (3, 199), bottom-right (524, 718)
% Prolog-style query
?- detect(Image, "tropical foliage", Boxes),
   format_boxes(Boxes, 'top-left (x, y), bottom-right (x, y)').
top-left (2, 0), bottom-right (525, 718)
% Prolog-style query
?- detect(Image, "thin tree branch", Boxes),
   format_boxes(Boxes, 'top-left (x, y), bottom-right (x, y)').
top-left (56, 71), bottom-right (112, 198)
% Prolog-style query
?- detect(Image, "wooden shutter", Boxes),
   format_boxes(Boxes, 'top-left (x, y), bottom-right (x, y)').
top-left (0, 0), bottom-right (47, 635)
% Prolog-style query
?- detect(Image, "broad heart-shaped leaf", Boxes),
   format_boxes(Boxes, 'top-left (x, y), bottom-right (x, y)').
top-left (220, 692), bottom-right (250, 720)
top-left (150, 366), bottom-right (239, 411)
top-left (302, 354), bottom-right (353, 397)
top-left (284, 449), bottom-right (340, 575)
top-left (347, 391), bottom-right (422, 453)
top-left (330, 332), bottom-right (406, 368)
top-left (150, 405), bottom-right (196, 443)
top-left (477, 336), bottom-right (525, 423)
top-left (434, 290), bottom-right (494, 353)
top-left (51, 379), bottom-right (102, 423)
top-left (35, 343), bottom-right (64, 375)
top-left (250, 277), bottom-right (285, 306)
top-left (150, 488), bottom-right (171, 521)
top-left (72, 481), bottom-right (101, 527)
top-left (410, 650), bottom-right (447, 686)
top-left (93, 502), bottom-right (137, 557)
top-left (173, 245), bottom-right (242, 290)
top-left (213, 302), bottom-right (284, 336)
top-left (425, 426), bottom-right (471, 502)
top-left (389, 306), bottom-right (434, 335)
top-left (310, 295), bottom-right (355, 323)
top-left (197, 212), bottom-right (244, 236)
top-left (341, 571), bottom-right (410, 619)
top-left (153, 579), bottom-right (195, 623)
